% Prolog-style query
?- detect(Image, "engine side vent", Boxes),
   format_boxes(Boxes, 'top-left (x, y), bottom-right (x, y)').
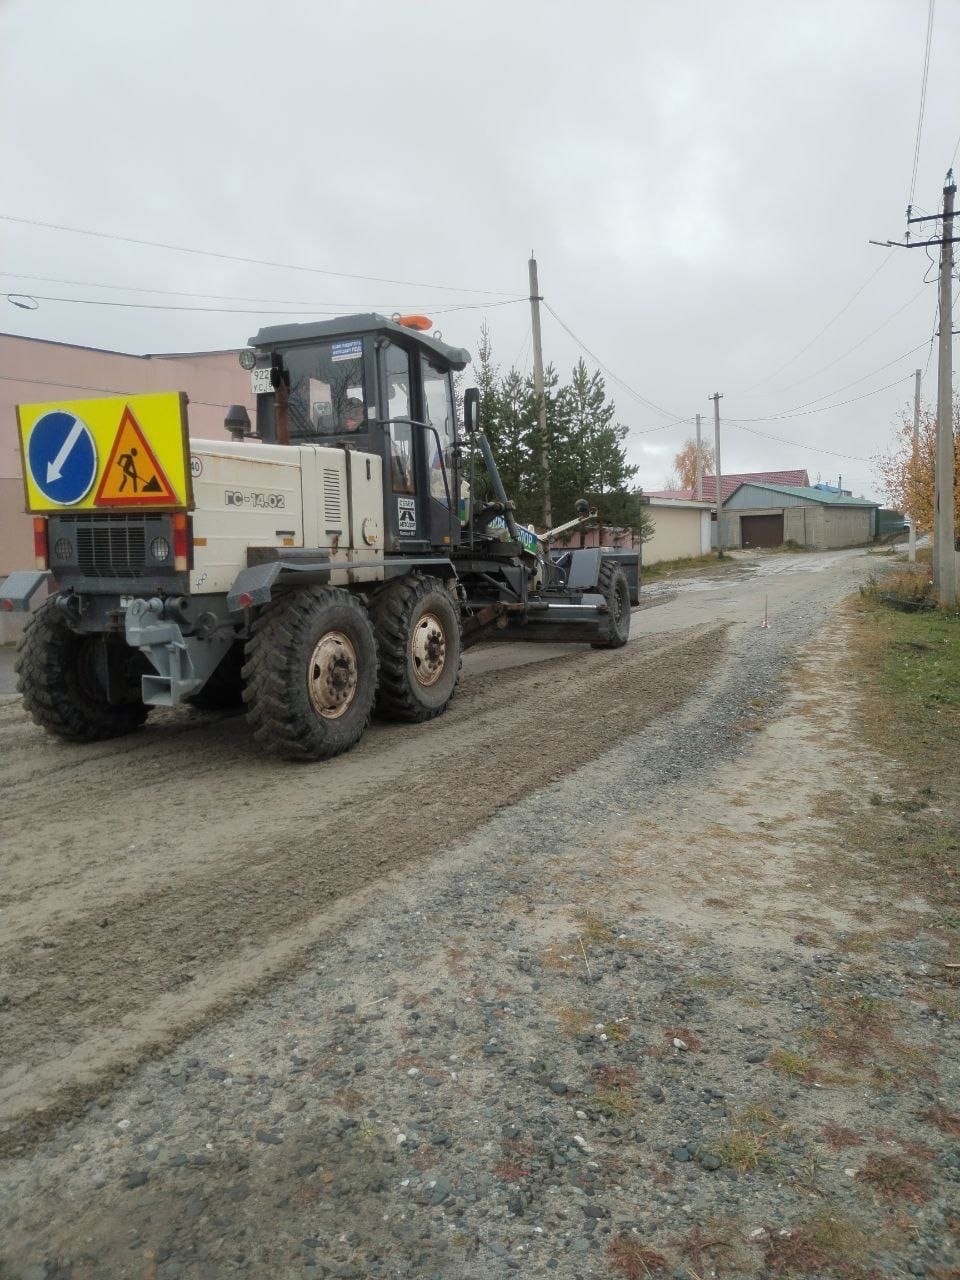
top-left (323, 468), bottom-right (343, 525)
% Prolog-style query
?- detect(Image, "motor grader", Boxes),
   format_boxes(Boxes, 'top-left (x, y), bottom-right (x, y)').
top-left (1, 313), bottom-right (636, 761)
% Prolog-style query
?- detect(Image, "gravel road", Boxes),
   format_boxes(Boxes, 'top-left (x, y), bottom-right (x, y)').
top-left (3, 548), bottom-right (957, 1278)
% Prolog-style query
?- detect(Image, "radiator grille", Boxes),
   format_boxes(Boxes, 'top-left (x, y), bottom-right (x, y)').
top-left (323, 468), bottom-right (342, 524)
top-left (56, 514), bottom-right (167, 578)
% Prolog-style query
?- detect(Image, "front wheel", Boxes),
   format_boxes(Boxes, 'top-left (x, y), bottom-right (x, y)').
top-left (15, 601), bottom-right (149, 742)
top-left (591, 562), bottom-right (631, 649)
top-left (242, 587), bottom-right (378, 761)
top-left (370, 575), bottom-right (462, 722)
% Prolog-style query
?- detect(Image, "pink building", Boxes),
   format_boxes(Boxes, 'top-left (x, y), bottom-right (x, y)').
top-left (1, 332), bottom-right (253, 640)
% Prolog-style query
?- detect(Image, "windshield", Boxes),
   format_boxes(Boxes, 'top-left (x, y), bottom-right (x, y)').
top-left (277, 339), bottom-right (368, 438)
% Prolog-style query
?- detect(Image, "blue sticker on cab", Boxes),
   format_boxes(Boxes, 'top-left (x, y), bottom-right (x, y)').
top-left (331, 339), bottom-right (362, 363)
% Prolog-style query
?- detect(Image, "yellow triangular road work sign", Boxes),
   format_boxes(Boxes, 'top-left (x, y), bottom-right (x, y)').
top-left (94, 406), bottom-right (176, 506)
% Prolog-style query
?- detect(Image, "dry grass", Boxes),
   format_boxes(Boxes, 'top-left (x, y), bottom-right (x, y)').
top-left (859, 1152), bottom-right (929, 1205)
top-left (762, 1210), bottom-right (877, 1278)
top-left (553, 1004), bottom-right (593, 1037)
top-left (820, 1121), bottom-right (863, 1150)
top-left (918, 1103), bottom-right (960, 1137)
top-left (606, 1234), bottom-right (669, 1278)
top-left (712, 1128), bottom-right (770, 1172)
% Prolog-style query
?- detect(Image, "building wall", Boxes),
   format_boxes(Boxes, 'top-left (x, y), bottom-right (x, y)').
top-left (806, 505), bottom-right (872, 549)
top-left (722, 503), bottom-right (874, 552)
top-left (644, 503), bottom-right (709, 564)
top-left (1, 334), bottom-right (253, 642)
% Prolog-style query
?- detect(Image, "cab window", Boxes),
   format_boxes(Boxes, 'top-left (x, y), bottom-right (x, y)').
top-left (277, 339), bottom-right (368, 438)
top-left (384, 344), bottom-right (415, 494)
top-left (421, 358), bottom-right (454, 505)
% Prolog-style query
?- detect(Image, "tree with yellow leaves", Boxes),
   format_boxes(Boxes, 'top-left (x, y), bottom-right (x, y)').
top-left (875, 395), bottom-right (960, 538)
top-left (671, 439), bottom-right (716, 490)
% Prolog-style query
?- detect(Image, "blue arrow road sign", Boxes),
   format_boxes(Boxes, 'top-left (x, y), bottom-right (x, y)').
top-left (27, 411), bottom-right (98, 505)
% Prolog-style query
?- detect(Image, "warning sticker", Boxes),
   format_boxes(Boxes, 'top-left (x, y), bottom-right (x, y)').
top-left (397, 495), bottom-right (417, 535)
top-left (17, 392), bottom-right (191, 513)
top-left (330, 339), bottom-right (362, 363)
top-left (94, 406), bottom-right (177, 506)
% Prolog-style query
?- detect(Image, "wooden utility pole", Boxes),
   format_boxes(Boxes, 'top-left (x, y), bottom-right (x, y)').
top-left (528, 255), bottom-right (551, 527)
top-left (709, 393), bottom-right (724, 554)
top-left (933, 180), bottom-right (956, 606)
top-left (695, 412), bottom-right (704, 500)
top-left (909, 367), bottom-right (921, 563)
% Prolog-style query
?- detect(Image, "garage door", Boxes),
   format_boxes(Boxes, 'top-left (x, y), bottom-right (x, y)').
top-left (741, 514), bottom-right (784, 548)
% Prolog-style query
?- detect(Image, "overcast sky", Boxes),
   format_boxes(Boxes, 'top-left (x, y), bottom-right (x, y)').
top-left (2, 0), bottom-right (957, 500)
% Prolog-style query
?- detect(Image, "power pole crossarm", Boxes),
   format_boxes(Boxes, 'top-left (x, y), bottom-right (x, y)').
top-left (528, 255), bottom-right (551, 528)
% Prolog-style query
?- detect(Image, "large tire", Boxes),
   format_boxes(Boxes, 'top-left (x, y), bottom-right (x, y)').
top-left (591, 562), bottom-right (631, 649)
top-left (15, 600), bottom-right (149, 742)
top-left (369, 575), bottom-right (462, 723)
top-left (241, 587), bottom-right (377, 761)
top-left (187, 641), bottom-right (245, 711)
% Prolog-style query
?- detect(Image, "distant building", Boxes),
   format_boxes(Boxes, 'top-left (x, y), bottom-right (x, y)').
top-left (720, 482), bottom-right (878, 549)
top-left (647, 469), bottom-right (811, 504)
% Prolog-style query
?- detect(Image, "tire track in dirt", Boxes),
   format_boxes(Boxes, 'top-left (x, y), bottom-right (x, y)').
top-left (0, 624), bottom-right (724, 1150)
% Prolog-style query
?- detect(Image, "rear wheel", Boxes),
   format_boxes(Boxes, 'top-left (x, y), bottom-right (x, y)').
top-left (591, 562), bottom-right (631, 649)
top-left (370, 575), bottom-right (462, 722)
top-left (242, 587), bottom-right (377, 760)
top-left (15, 600), bottom-right (149, 742)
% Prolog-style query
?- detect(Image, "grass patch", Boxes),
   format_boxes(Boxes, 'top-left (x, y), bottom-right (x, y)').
top-left (859, 1152), bottom-right (929, 1205)
top-left (576, 911), bottom-right (614, 944)
top-left (592, 1063), bottom-right (638, 1117)
top-left (918, 1103), bottom-right (960, 1137)
top-left (762, 1210), bottom-right (877, 1278)
top-left (713, 1128), bottom-right (770, 1172)
top-left (641, 551), bottom-right (745, 581)
top-left (607, 1234), bottom-right (669, 1278)
top-left (838, 601), bottom-right (960, 920)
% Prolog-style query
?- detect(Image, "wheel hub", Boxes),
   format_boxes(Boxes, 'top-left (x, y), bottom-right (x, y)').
top-left (410, 612), bottom-right (446, 687)
top-left (307, 631), bottom-right (358, 719)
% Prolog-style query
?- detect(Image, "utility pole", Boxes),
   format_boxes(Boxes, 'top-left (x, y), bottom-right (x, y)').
top-left (933, 180), bottom-right (956, 606)
top-left (695, 413), bottom-right (704, 500)
top-left (528, 254), bottom-right (551, 528)
top-left (709, 393), bottom-right (723, 554)
top-left (880, 173), bottom-right (959, 601)
top-left (909, 367), bottom-right (921, 563)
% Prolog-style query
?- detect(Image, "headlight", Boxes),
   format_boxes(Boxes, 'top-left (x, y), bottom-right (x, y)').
top-left (53, 537), bottom-right (74, 561)
top-left (150, 536), bottom-right (171, 562)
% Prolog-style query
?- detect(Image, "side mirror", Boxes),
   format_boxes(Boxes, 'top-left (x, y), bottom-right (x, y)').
top-left (463, 387), bottom-right (480, 434)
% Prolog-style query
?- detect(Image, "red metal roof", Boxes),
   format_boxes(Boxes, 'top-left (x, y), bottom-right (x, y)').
top-left (647, 470), bottom-right (810, 504)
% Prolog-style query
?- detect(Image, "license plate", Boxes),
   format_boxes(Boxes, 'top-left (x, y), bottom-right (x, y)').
top-left (251, 367), bottom-right (273, 395)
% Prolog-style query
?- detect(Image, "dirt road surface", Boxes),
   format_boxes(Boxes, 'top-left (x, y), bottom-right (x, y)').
top-left (7, 547), bottom-right (953, 1280)
top-left (0, 549), bottom-right (864, 1144)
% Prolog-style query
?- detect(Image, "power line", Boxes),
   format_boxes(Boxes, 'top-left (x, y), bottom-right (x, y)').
top-left (737, 250), bottom-right (895, 394)
top-left (776, 282), bottom-right (930, 392)
top-left (0, 269), bottom-right (514, 312)
top-left (725, 419), bottom-right (870, 463)
top-left (728, 374), bottom-right (913, 424)
top-left (4, 290), bottom-right (526, 317)
top-left (541, 300), bottom-right (686, 422)
top-left (908, 0), bottom-right (936, 210)
top-left (0, 212), bottom-right (517, 296)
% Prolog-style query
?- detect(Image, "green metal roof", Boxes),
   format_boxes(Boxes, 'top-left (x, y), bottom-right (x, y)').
top-left (730, 482), bottom-right (878, 507)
